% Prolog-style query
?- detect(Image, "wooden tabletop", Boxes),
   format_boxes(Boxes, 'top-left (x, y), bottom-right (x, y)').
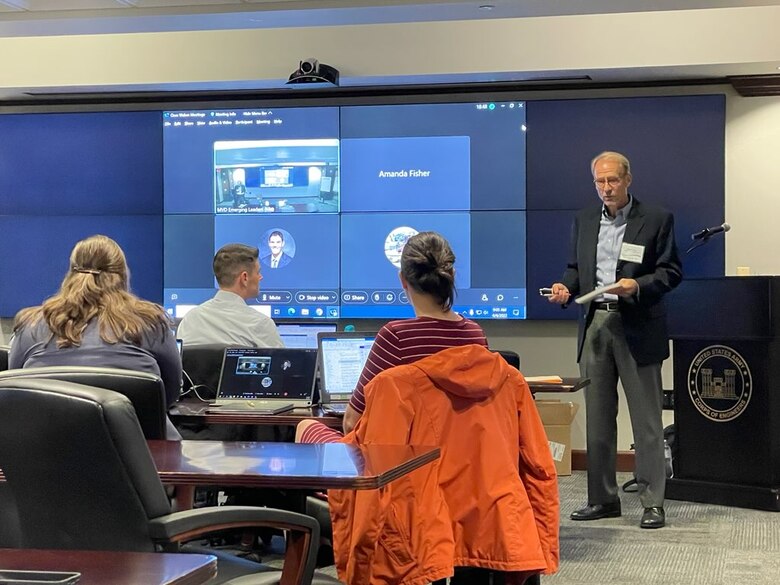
top-left (150, 439), bottom-right (440, 491)
top-left (0, 549), bottom-right (216, 585)
top-left (169, 377), bottom-right (589, 426)
top-left (529, 377), bottom-right (590, 393)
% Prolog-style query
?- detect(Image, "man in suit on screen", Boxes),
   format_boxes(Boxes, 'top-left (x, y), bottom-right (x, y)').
top-left (261, 230), bottom-right (293, 269)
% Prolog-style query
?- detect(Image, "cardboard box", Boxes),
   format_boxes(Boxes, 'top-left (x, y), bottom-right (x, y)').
top-left (535, 400), bottom-right (579, 476)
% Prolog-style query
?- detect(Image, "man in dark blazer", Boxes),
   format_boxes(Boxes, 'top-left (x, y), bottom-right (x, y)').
top-left (548, 151), bottom-right (682, 529)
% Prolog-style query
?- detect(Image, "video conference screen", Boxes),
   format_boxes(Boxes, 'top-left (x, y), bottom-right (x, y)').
top-left (163, 101), bottom-right (528, 320)
top-left (0, 94), bottom-right (725, 319)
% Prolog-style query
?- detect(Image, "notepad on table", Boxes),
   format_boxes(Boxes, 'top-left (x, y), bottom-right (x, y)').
top-left (524, 375), bottom-right (563, 383)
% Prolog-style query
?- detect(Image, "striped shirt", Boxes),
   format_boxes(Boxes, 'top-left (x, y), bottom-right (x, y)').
top-left (348, 316), bottom-right (487, 413)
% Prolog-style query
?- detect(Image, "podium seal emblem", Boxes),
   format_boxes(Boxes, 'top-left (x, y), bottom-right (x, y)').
top-left (688, 345), bottom-right (752, 422)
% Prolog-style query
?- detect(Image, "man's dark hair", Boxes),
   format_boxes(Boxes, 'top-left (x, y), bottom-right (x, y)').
top-left (268, 230), bottom-right (285, 242)
top-left (213, 243), bottom-right (259, 287)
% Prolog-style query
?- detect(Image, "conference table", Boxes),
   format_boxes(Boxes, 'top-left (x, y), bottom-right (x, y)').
top-left (169, 377), bottom-right (589, 428)
top-left (151, 440), bottom-right (440, 490)
top-left (150, 439), bottom-right (441, 510)
top-left (169, 403), bottom-right (344, 429)
top-left (0, 548), bottom-right (216, 585)
top-left (527, 377), bottom-right (589, 394)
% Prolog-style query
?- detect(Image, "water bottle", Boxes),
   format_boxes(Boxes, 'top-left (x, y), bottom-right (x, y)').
top-left (664, 439), bottom-right (674, 478)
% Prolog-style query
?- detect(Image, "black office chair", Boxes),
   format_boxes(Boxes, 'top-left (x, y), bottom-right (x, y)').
top-left (0, 378), bottom-right (337, 585)
top-left (0, 366), bottom-right (168, 440)
top-left (0, 347), bottom-right (20, 547)
top-left (0, 481), bottom-right (20, 548)
top-left (0, 345), bottom-right (9, 372)
top-left (492, 349), bottom-right (521, 370)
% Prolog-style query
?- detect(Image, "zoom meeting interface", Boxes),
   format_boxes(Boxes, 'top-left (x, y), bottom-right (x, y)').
top-left (163, 101), bottom-right (527, 320)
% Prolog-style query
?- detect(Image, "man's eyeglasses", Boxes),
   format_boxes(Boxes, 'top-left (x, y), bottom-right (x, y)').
top-left (594, 176), bottom-right (623, 188)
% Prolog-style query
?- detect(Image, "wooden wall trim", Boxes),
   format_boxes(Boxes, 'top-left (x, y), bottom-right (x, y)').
top-left (572, 450), bottom-right (635, 473)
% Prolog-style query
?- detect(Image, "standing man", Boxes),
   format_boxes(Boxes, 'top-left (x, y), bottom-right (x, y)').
top-left (232, 182), bottom-right (248, 208)
top-left (261, 230), bottom-right (293, 269)
top-left (548, 151), bottom-right (682, 529)
top-left (178, 243), bottom-right (283, 348)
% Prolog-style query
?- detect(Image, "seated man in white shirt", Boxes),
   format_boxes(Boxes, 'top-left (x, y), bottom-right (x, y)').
top-left (177, 243), bottom-right (283, 348)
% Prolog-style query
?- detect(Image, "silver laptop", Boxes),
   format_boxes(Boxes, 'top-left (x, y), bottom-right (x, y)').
top-left (209, 347), bottom-right (317, 414)
top-left (277, 322), bottom-right (337, 349)
top-left (317, 332), bottom-right (376, 415)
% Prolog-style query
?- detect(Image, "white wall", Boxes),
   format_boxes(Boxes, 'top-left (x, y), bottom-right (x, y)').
top-left (725, 95), bottom-right (780, 276)
top-left (2, 85), bottom-right (778, 450)
top-left (1, 6), bottom-right (779, 91)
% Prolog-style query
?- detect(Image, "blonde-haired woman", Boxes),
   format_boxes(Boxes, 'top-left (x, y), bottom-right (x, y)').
top-left (10, 234), bottom-right (182, 437)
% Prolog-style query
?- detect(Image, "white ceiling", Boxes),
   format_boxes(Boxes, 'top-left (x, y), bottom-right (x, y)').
top-left (0, 1), bottom-right (779, 98)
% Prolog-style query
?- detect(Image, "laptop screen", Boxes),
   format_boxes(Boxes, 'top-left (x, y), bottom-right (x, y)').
top-left (217, 347), bottom-right (317, 401)
top-left (318, 333), bottom-right (376, 402)
top-left (277, 323), bottom-right (338, 349)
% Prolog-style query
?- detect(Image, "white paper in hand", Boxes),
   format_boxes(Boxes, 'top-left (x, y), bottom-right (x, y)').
top-left (575, 283), bottom-right (618, 305)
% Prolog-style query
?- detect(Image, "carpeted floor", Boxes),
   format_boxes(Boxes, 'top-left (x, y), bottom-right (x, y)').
top-left (247, 470), bottom-right (780, 584)
top-left (549, 471), bottom-right (780, 585)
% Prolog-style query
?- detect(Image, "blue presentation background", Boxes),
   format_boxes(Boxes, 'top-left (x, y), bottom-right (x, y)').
top-left (341, 102), bottom-right (526, 211)
top-left (340, 213), bottom-right (471, 290)
top-left (469, 211), bottom-right (526, 288)
top-left (0, 215), bottom-right (162, 316)
top-left (214, 214), bottom-right (340, 289)
top-left (0, 111), bottom-right (162, 216)
top-left (340, 136), bottom-right (470, 212)
top-left (164, 214), bottom-right (215, 289)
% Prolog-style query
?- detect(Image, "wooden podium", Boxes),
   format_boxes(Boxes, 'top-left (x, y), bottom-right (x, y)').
top-left (666, 277), bottom-right (780, 511)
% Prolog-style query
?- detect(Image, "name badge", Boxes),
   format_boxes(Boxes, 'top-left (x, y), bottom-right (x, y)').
top-left (619, 242), bottom-right (645, 264)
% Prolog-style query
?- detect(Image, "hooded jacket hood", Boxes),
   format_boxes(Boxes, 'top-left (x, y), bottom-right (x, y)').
top-left (410, 344), bottom-right (507, 400)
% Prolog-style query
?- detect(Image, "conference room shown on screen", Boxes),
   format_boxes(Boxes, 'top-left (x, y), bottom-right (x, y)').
top-left (163, 101), bottom-right (528, 320)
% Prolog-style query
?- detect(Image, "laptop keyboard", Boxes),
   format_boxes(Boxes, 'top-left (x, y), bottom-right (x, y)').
top-left (211, 400), bottom-right (294, 413)
top-left (323, 403), bottom-right (348, 415)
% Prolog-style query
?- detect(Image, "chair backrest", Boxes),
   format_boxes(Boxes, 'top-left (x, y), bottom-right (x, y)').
top-left (0, 482), bottom-right (21, 548)
top-left (0, 366), bottom-right (167, 439)
top-left (493, 349), bottom-right (520, 370)
top-left (181, 344), bottom-right (228, 399)
top-left (0, 378), bottom-right (171, 551)
top-left (0, 345), bottom-right (10, 372)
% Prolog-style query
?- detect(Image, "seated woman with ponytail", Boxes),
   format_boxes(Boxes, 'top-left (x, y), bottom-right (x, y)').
top-left (9, 234), bottom-right (182, 438)
top-left (299, 230), bottom-right (488, 442)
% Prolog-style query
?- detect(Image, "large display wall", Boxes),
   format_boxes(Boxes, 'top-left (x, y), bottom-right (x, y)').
top-left (0, 94), bottom-right (725, 319)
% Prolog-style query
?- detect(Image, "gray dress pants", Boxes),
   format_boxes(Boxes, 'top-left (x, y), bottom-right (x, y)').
top-left (579, 308), bottom-right (666, 508)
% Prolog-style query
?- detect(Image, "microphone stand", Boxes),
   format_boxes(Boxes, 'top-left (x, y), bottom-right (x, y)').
top-left (686, 233), bottom-right (721, 255)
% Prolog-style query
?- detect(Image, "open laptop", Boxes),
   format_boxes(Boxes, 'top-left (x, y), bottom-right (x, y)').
top-left (208, 347), bottom-right (318, 414)
top-left (277, 322), bottom-right (337, 349)
top-left (317, 332), bottom-right (376, 415)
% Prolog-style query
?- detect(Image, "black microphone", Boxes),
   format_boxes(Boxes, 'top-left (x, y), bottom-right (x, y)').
top-left (691, 222), bottom-right (731, 241)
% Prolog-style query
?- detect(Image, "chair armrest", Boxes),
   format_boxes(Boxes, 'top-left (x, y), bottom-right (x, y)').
top-left (148, 506), bottom-right (319, 543)
top-left (149, 506), bottom-right (319, 585)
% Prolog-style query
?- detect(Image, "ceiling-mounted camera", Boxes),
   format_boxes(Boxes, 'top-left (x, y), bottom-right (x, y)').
top-left (286, 58), bottom-right (340, 86)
